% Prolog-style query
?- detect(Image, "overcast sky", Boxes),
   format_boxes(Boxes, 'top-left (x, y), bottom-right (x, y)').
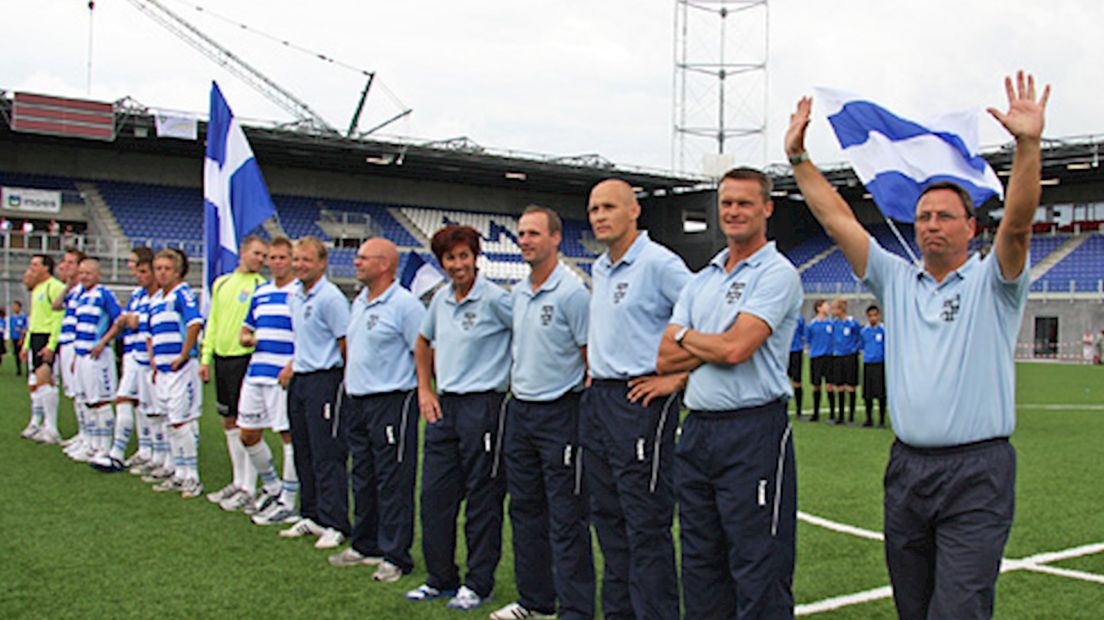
top-left (3, 0), bottom-right (1099, 174)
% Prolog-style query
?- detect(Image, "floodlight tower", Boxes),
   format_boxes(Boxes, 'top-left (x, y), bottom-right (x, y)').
top-left (673, 0), bottom-right (769, 176)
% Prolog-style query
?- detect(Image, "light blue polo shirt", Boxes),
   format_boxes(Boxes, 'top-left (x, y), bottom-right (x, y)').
top-left (346, 281), bottom-right (426, 395)
top-left (421, 272), bottom-right (512, 394)
top-left (510, 264), bottom-right (589, 402)
top-left (289, 276), bottom-right (349, 373)
top-left (671, 242), bottom-right (802, 411)
top-left (862, 237), bottom-right (1029, 447)
top-left (588, 231), bottom-right (690, 380)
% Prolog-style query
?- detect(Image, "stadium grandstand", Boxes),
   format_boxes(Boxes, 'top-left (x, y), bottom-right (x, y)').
top-left (1, 90), bottom-right (1103, 361)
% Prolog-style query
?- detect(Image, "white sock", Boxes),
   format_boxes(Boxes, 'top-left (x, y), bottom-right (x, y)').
top-left (76, 401), bottom-right (90, 444)
top-left (134, 406), bottom-right (151, 460)
top-left (29, 390), bottom-right (44, 428)
top-left (186, 420), bottom-right (201, 484)
top-left (111, 402), bottom-right (134, 461)
top-left (280, 442), bottom-right (299, 508)
top-left (91, 404), bottom-right (114, 456)
top-left (244, 440), bottom-right (281, 496)
top-left (41, 386), bottom-right (59, 434)
top-left (225, 428), bottom-right (248, 491)
top-left (164, 419), bottom-right (179, 477)
top-left (150, 416), bottom-right (169, 468)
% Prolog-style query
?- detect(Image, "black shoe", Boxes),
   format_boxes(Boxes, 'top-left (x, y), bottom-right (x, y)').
top-left (810, 415), bottom-right (819, 422)
top-left (862, 420), bottom-right (873, 428)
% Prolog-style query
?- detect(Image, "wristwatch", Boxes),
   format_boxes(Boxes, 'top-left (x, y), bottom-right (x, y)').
top-left (674, 326), bottom-right (690, 347)
top-left (788, 151), bottom-right (809, 166)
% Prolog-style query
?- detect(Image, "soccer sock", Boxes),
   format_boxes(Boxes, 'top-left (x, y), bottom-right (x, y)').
top-left (110, 402), bottom-right (135, 462)
top-left (793, 387), bottom-right (803, 416)
top-left (164, 420), bottom-right (180, 476)
top-left (173, 423), bottom-right (199, 483)
top-left (244, 440), bottom-right (282, 496)
top-left (137, 410), bottom-right (153, 460)
top-left (864, 398), bottom-right (873, 424)
top-left (281, 442), bottom-right (299, 508)
top-left (878, 398), bottom-right (886, 426)
top-left (29, 389), bottom-right (44, 428)
top-left (812, 389), bottom-right (821, 419)
top-left (40, 385), bottom-right (59, 435)
top-left (225, 427), bottom-right (251, 493)
top-left (151, 416), bottom-right (170, 468)
top-left (828, 391), bottom-right (837, 419)
top-left (848, 392), bottom-right (856, 422)
top-left (190, 420), bottom-right (202, 484)
top-left (91, 403), bottom-right (114, 455)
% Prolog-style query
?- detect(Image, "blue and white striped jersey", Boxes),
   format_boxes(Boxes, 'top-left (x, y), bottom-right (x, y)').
top-left (58, 284), bottom-right (85, 346)
top-left (149, 283), bottom-right (203, 373)
top-left (121, 287), bottom-right (148, 359)
top-left (243, 280), bottom-right (296, 385)
top-left (74, 285), bottom-right (121, 356)
top-left (131, 290), bottom-right (153, 367)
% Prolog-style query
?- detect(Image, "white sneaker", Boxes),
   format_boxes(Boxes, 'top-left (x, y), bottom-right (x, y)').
top-left (60, 434), bottom-right (79, 447)
top-left (69, 446), bottom-right (96, 463)
top-left (314, 528), bottom-right (346, 550)
top-left (252, 503), bottom-right (301, 526)
top-left (31, 428), bottom-right (61, 445)
top-left (406, 583), bottom-right (456, 602)
top-left (327, 547), bottom-right (381, 566)
top-left (123, 453), bottom-right (149, 468)
top-left (129, 461), bottom-right (153, 476)
top-left (206, 484), bottom-right (239, 504)
top-left (279, 517), bottom-right (323, 538)
top-left (180, 479), bottom-right (205, 499)
top-left (373, 560), bottom-right (404, 583)
top-left (141, 466), bottom-right (173, 483)
top-left (89, 455), bottom-right (125, 473)
top-left (153, 477), bottom-right (185, 493)
top-left (447, 586), bottom-right (487, 611)
top-left (489, 602), bottom-right (556, 619)
top-left (20, 422), bottom-right (40, 439)
top-left (219, 489), bottom-right (256, 513)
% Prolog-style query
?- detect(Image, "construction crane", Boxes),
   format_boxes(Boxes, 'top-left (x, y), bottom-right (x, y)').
top-left (126, 0), bottom-right (365, 136)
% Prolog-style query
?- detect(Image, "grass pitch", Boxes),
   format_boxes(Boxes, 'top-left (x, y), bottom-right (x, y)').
top-left (1, 361), bottom-right (1101, 618)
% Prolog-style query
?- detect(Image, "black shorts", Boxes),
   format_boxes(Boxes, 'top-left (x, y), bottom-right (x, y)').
top-left (28, 333), bottom-right (52, 371)
top-left (810, 356), bottom-right (832, 386)
top-left (832, 354), bottom-right (859, 387)
top-left (214, 354), bottom-right (251, 418)
top-left (863, 361), bottom-right (885, 398)
top-left (787, 350), bottom-right (803, 383)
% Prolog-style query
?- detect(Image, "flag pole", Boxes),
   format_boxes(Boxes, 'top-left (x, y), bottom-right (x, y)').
top-left (883, 215), bottom-right (920, 266)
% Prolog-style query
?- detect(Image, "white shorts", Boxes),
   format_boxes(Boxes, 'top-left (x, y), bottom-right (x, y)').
top-left (116, 357), bottom-right (154, 413)
top-left (237, 381), bottom-right (289, 432)
top-left (76, 352), bottom-right (117, 404)
top-left (154, 359), bottom-right (202, 425)
top-left (59, 343), bottom-right (78, 398)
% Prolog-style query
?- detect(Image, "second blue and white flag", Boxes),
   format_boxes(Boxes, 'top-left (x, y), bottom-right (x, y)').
top-left (816, 87), bottom-right (1004, 222)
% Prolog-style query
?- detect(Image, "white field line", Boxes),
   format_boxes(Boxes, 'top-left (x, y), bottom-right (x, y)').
top-left (793, 403), bottom-right (1104, 416)
top-left (797, 512), bottom-right (1104, 615)
top-left (797, 511), bottom-right (884, 541)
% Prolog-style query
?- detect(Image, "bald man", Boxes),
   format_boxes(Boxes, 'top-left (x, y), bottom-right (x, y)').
top-left (330, 238), bottom-right (426, 583)
top-left (584, 179), bottom-right (690, 619)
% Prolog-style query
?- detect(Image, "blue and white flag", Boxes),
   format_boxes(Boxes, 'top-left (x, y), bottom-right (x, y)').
top-left (400, 251), bottom-right (444, 298)
top-left (816, 88), bottom-right (1004, 222)
top-left (204, 82), bottom-right (276, 309)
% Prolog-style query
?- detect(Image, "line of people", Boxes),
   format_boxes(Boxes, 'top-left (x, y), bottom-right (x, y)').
top-left (787, 298), bottom-right (886, 426)
top-left (16, 69), bottom-right (1046, 620)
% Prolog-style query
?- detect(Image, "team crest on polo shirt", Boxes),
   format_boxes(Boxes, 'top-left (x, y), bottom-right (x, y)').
top-left (238, 289), bottom-right (250, 303)
top-left (613, 282), bottom-right (629, 304)
top-left (461, 311), bottom-right (477, 330)
top-left (366, 314), bottom-right (379, 330)
top-left (304, 305), bottom-right (313, 321)
top-left (725, 282), bottom-right (745, 304)
top-left (540, 305), bottom-right (554, 326)
top-left (941, 294), bottom-right (961, 322)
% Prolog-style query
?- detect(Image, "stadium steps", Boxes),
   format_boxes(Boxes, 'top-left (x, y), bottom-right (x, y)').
top-left (74, 182), bottom-right (125, 240)
top-left (388, 207), bottom-right (430, 248)
top-left (796, 244), bottom-right (839, 273)
top-left (1029, 232), bottom-right (1092, 283)
top-left (561, 255), bottom-right (592, 287)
